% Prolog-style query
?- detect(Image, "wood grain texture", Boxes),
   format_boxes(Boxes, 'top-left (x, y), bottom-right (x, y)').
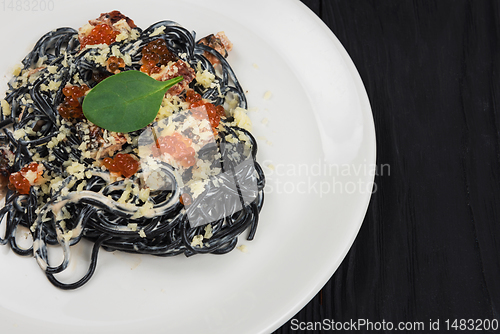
top-left (274, 1), bottom-right (500, 333)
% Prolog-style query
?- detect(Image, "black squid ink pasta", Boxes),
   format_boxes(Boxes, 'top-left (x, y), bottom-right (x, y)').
top-left (0, 11), bottom-right (265, 289)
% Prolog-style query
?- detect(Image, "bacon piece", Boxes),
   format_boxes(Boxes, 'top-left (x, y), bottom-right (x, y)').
top-left (77, 124), bottom-right (128, 159)
top-left (150, 60), bottom-right (196, 96)
top-left (89, 10), bottom-right (136, 28)
top-left (197, 31), bottom-right (233, 65)
top-left (26, 67), bottom-right (45, 78)
top-left (97, 133), bottom-right (128, 159)
top-left (0, 147), bottom-right (13, 196)
top-left (215, 32), bottom-right (233, 53)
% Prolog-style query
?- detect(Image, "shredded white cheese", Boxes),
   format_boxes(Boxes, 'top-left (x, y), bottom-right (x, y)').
top-left (131, 201), bottom-right (154, 219)
top-left (237, 245), bottom-right (248, 253)
top-left (149, 25), bottom-right (166, 37)
top-left (232, 107), bottom-right (252, 131)
top-left (1, 99), bottom-right (11, 116)
top-left (13, 129), bottom-right (26, 140)
top-left (12, 64), bottom-right (22, 76)
top-left (191, 235), bottom-right (204, 248)
top-left (204, 224), bottom-right (213, 239)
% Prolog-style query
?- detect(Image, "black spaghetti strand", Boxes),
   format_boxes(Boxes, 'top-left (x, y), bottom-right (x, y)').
top-left (45, 234), bottom-right (111, 290)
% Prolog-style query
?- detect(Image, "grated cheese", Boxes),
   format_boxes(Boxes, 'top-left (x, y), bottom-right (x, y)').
top-left (47, 65), bottom-right (58, 74)
top-left (191, 235), bottom-right (204, 248)
top-left (204, 224), bottom-right (213, 239)
top-left (138, 188), bottom-right (150, 202)
top-left (1, 99), bottom-right (11, 116)
top-left (149, 25), bottom-right (166, 37)
top-left (237, 245), bottom-right (248, 253)
top-left (76, 181), bottom-right (87, 192)
top-left (12, 64), bottom-right (22, 76)
top-left (232, 107), bottom-right (252, 131)
top-left (13, 129), bottom-right (26, 140)
top-left (195, 62), bottom-right (215, 88)
top-left (131, 201), bottom-right (154, 219)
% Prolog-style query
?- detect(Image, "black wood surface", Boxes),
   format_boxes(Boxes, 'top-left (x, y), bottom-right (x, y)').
top-left (274, 1), bottom-right (500, 333)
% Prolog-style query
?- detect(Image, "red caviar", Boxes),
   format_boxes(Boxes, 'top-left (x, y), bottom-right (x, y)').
top-left (106, 56), bottom-right (125, 73)
top-left (179, 193), bottom-right (192, 206)
top-left (58, 85), bottom-right (90, 119)
top-left (103, 153), bottom-right (139, 178)
top-left (8, 162), bottom-right (41, 195)
top-left (140, 39), bottom-right (177, 75)
top-left (186, 90), bottom-right (225, 130)
top-left (152, 132), bottom-right (196, 168)
top-left (80, 24), bottom-right (119, 49)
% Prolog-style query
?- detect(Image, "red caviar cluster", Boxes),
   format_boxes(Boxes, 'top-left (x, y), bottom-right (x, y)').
top-left (58, 85), bottom-right (89, 119)
top-left (140, 39), bottom-right (177, 75)
top-left (152, 132), bottom-right (196, 168)
top-left (186, 90), bottom-right (225, 131)
top-left (80, 24), bottom-right (119, 49)
top-left (103, 153), bottom-right (139, 178)
top-left (8, 162), bottom-right (41, 195)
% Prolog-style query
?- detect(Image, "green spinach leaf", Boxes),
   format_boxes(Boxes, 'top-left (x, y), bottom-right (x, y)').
top-left (82, 71), bottom-right (183, 133)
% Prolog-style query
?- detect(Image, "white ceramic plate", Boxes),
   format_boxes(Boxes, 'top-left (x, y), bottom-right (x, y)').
top-left (0, 0), bottom-right (375, 333)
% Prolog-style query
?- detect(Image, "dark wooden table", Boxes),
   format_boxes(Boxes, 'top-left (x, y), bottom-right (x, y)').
top-left (275, 1), bottom-right (500, 333)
